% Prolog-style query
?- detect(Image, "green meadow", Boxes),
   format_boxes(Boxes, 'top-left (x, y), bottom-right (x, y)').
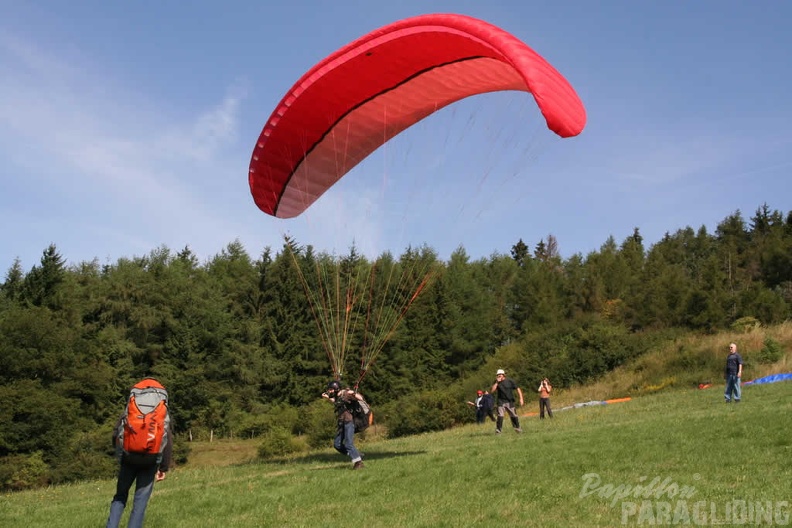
top-left (2, 381), bottom-right (790, 527)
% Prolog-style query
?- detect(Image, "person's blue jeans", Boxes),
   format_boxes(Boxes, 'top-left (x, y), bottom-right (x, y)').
top-left (333, 420), bottom-right (361, 463)
top-left (106, 461), bottom-right (158, 528)
top-left (724, 374), bottom-right (741, 402)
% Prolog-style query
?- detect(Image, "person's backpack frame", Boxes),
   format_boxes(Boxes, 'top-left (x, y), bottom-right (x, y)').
top-left (349, 396), bottom-right (373, 433)
top-left (115, 378), bottom-right (171, 466)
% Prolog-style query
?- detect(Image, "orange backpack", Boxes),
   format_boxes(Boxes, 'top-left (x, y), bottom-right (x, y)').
top-left (116, 378), bottom-right (170, 465)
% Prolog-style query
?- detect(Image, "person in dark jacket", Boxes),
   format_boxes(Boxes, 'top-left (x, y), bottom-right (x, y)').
top-left (106, 379), bottom-right (173, 528)
top-left (480, 391), bottom-right (496, 423)
top-left (467, 390), bottom-right (486, 423)
top-left (322, 380), bottom-right (365, 469)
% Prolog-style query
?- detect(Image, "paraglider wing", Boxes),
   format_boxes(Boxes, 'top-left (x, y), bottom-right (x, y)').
top-left (249, 13), bottom-right (586, 218)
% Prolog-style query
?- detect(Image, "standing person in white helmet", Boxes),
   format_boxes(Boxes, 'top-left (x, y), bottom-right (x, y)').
top-left (491, 369), bottom-right (524, 433)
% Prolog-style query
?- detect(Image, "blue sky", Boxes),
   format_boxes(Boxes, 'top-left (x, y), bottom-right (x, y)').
top-left (2, 1), bottom-right (791, 271)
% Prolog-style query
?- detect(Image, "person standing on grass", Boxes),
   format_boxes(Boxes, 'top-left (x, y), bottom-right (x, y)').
top-left (724, 343), bottom-right (744, 403)
top-left (538, 377), bottom-right (554, 419)
top-left (322, 380), bottom-right (365, 469)
top-left (467, 390), bottom-right (486, 423)
top-left (480, 390), bottom-right (496, 423)
top-left (106, 378), bottom-right (173, 528)
top-left (491, 369), bottom-right (524, 433)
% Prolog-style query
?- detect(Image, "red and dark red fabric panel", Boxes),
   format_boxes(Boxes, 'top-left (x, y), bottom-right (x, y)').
top-left (249, 13), bottom-right (586, 218)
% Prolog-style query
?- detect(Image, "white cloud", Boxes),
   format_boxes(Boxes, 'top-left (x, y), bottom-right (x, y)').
top-left (0, 30), bottom-right (255, 267)
top-left (160, 82), bottom-right (247, 163)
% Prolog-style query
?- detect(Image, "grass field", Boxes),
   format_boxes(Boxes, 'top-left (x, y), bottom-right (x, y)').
top-left (1, 380), bottom-right (790, 527)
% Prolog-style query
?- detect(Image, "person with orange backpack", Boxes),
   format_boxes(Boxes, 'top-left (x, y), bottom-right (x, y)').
top-left (106, 378), bottom-right (173, 528)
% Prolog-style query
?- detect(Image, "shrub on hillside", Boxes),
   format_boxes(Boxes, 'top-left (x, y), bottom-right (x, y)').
top-left (297, 400), bottom-right (337, 449)
top-left (730, 316), bottom-right (761, 333)
top-left (172, 436), bottom-right (192, 465)
top-left (49, 427), bottom-right (117, 485)
top-left (758, 337), bottom-right (783, 364)
top-left (257, 426), bottom-right (305, 460)
top-left (382, 390), bottom-right (466, 438)
top-left (0, 451), bottom-right (49, 491)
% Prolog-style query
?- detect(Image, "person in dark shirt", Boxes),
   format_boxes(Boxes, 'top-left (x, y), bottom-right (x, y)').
top-left (322, 380), bottom-right (365, 469)
top-left (724, 342), bottom-right (744, 403)
top-left (491, 369), bottom-right (524, 433)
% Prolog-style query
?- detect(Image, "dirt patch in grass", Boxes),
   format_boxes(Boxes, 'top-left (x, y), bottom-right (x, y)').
top-left (183, 439), bottom-right (260, 468)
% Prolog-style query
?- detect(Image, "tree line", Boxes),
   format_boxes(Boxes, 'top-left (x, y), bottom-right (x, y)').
top-left (1, 204), bottom-right (790, 489)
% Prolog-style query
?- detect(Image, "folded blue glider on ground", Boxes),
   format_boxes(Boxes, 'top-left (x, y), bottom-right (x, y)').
top-left (742, 373), bottom-right (792, 386)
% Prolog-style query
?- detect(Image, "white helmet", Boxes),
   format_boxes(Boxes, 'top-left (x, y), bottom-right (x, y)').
top-left (496, 369), bottom-right (506, 375)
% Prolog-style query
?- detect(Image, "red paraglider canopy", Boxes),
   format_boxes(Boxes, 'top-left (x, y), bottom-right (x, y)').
top-left (249, 13), bottom-right (586, 218)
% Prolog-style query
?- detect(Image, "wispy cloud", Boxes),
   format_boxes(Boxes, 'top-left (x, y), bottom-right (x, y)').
top-left (160, 82), bottom-right (248, 164)
top-left (582, 126), bottom-right (785, 194)
top-left (0, 30), bottom-right (252, 265)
